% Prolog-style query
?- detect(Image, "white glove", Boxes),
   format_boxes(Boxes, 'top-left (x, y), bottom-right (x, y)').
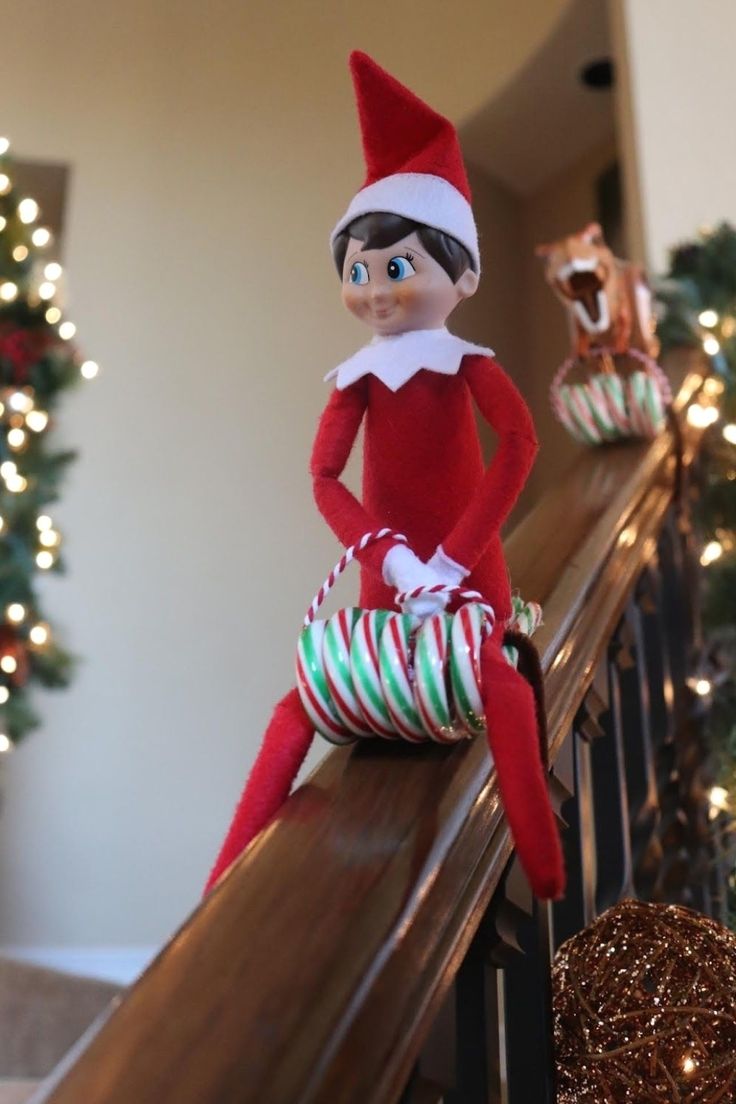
top-left (382, 544), bottom-right (448, 619)
top-left (427, 545), bottom-right (469, 588)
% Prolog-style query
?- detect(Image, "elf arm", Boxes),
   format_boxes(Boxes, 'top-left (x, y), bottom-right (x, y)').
top-left (437, 355), bottom-right (538, 574)
top-left (310, 381), bottom-right (401, 579)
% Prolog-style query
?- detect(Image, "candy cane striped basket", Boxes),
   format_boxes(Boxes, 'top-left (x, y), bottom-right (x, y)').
top-left (550, 346), bottom-right (672, 446)
top-left (295, 530), bottom-right (542, 747)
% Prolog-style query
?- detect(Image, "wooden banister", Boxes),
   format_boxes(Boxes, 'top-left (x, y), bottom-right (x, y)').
top-left (33, 348), bottom-right (713, 1104)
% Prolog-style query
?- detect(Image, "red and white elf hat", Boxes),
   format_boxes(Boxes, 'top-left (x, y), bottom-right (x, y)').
top-left (331, 51), bottom-right (480, 272)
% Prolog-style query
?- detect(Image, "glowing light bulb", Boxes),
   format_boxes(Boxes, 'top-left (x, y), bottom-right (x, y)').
top-left (58, 321), bottom-right (76, 340)
top-left (17, 197), bottom-right (38, 224)
top-left (687, 403), bottom-right (710, 428)
top-left (7, 428), bottom-right (26, 450)
top-left (26, 410), bottom-right (48, 433)
top-left (703, 335), bottom-right (720, 356)
top-left (0, 174), bottom-right (10, 196)
top-left (0, 282), bottom-right (18, 302)
top-left (9, 392), bottom-right (33, 414)
top-left (698, 309), bottom-right (719, 327)
top-left (694, 678), bottom-right (712, 696)
top-left (6, 604), bottom-right (25, 624)
top-left (45, 306), bottom-right (61, 324)
top-left (703, 377), bottom-right (725, 396)
top-left (0, 517), bottom-right (5, 532)
top-left (31, 227), bottom-right (51, 248)
top-left (0, 688), bottom-right (9, 705)
top-left (36, 515), bottom-right (52, 531)
top-left (710, 785), bottom-right (729, 812)
top-left (44, 262), bottom-right (62, 280)
top-left (12, 245), bottom-right (28, 262)
top-left (0, 734), bottom-right (11, 754)
top-left (81, 360), bottom-right (99, 380)
top-left (0, 655), bottom-right (17, 675)
top-left (39, 529), bottom-right (59, 548)
top-left (29, 623), bottom-right (49, 646)
top-left (682, 1055), bottom-right (696, 1075)
top-left (36, 551), bottom-right (53, 570)
top-left (0, 462), bottom-right (17, 479)
top-left (700, 540), bottom-right (723, 565)
top-left (38, 281), bottom-right (56, 300)
top-left (0, 217), bottom-right (5, 231)
top-left (724, 424), bottom-right (736, 445)
top-left (6, 474), bottom-right (27, 493)
top-left (0, 137), bottom-right (9, 155)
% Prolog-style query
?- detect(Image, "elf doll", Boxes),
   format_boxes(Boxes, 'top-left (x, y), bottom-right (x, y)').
top-left (205, 52), bottom-right (564, 900)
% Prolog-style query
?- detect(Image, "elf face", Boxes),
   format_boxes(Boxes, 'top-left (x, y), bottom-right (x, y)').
top-left (341, 231), bottom-right (478, 336)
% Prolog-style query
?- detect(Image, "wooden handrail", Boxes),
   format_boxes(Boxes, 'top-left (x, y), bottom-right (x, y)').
top-left (33, 348), bottom-right (707, 1104)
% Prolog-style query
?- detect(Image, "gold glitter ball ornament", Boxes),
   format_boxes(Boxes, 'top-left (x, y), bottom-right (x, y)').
top-left (553, 899), bottom-right (736, 1103)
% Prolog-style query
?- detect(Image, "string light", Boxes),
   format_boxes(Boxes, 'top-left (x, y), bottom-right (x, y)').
top-left (6, 604), bottom-right (25, 624)
top-left (0, 734), bottom-right (11, 754)
top-left (700, 540), bottom-right (723, 566)
top-left (45, 306), bottom-right (61, 324)
top-left (9, 392), bottom-right (33, 414)
top-left (44, 262), bottom-right (62, 281)
top-left (0, 517), bottom-right (5, 532)
top-left (17, 197), bottom-right (39, 224)
top-left (29, 623), bottom-right (49, 647)
top-left (0, 137), bottom-right (9, 155)
top-left (31, 227), bottom-right (51, 247)
top-left (58, 321), bottom-right (76, 340)
top-left (703, 335), bottom-right (721, 356)
top-left (0, 217), bottom-right (5, 232)
top-left (692, 677), bottom-right (712, 697)
top-left (698, 309), bottom-right (719, 327)
top-left (36, 551), bottom-right (53, 570)
top-left (0, 174), bottom-right (10, 196)
top-left (682, 1055), bottom-right (697, 1075)
top-left (709, 786), bottom-right (729, 814)
top-left (7, 428), bottom-right (26, 450)
top-left (0, 688), bottom-right (9, 705)
top-left (6, 474), bottom-right (27, 493)
top-left (38, 281), bottom-right (56, 300)
top-left (36, 515), bottom-right (52, 531)
top-left (39, 529), bottom-right (60, 548)
top-left (26, 410), bottom-right (48, 433)
top-left (0, 655), bottom-right (17, 675)
top-left (81, 360), bottom-right (99, 380)
top-left (0, 462), bottom-right (17, 479)
top-left (0, 282), bottom-right (18, 302)
top-left (703, 376), bottom-right (725, 396)
top-left (687, 402), bottom-right (719, 427)
top-left (12, 245), bottom-right (28, 262)
top-left (724, 424), bottom-right (736, 445)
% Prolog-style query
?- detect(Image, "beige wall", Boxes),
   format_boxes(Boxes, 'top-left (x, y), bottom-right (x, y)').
top-left (611, 0), bottom-right (736, 269)
top-left (0, 0), bottom-right (572, 954)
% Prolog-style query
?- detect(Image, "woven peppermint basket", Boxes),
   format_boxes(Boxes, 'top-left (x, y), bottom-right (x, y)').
top-left (550, 346), bottom-right (671, 446)
top-left (295, 530), bottom-right (542, 747)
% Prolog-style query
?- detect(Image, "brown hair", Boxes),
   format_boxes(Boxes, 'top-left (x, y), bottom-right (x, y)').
top-left (332, 212), bottom-right (474, 283)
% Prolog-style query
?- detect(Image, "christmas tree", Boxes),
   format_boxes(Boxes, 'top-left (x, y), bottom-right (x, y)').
top-left (0, 136), bottom-right (98, 750)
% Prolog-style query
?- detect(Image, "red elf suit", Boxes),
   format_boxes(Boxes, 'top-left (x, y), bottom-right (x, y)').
top-left (205, 52), bottom-right (564, 901)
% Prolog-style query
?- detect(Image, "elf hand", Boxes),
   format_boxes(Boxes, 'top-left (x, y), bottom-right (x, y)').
top-left (427, 545), bottom-right (469, 588)
top-left (382, 544), bottom-right (448, 619)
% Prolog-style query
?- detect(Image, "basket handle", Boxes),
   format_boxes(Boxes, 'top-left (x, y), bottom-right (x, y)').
top-left (304, 530), bottom-right (496, 631)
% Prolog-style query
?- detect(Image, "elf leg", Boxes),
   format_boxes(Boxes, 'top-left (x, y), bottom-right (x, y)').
top-left (480, 636), bottom-right (565, 900)
top-left (204, 687), bottom-right (314, 895)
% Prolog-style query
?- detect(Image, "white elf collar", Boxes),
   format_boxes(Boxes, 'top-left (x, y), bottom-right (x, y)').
top-left (324, 327), bottom-right (493, 393)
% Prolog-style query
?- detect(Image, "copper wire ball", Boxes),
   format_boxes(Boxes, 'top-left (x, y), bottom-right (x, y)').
top-left (553, 899), bottom-right (736, 1103)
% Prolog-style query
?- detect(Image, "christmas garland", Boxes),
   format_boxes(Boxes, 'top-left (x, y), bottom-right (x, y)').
top-left (0, 138), bottom-right (98, 747)
top-left (656, 223), bottom-right (736, 909)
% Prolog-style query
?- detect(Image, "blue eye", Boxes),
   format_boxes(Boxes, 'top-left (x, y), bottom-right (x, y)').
top-left (349, 261), bottom-right (369, 285)
top-left (387, 255), bottom-right (416, 281)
